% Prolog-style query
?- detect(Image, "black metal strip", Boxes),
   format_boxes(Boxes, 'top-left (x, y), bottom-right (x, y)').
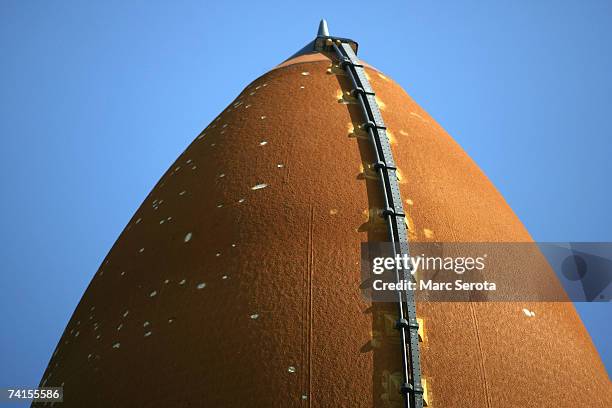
top-left (320, 38), bottom-right (424, 408)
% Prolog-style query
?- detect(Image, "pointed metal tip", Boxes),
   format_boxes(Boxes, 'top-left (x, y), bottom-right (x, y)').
top-left (317, 19), bottom-right (329, 37)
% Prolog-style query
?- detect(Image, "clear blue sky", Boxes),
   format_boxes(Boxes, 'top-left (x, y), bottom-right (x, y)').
top-left (0, 0), bottom-right (610, 401)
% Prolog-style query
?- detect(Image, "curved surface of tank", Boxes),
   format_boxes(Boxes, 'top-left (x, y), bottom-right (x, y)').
top-left (35, 24), bottom-right (611, 408)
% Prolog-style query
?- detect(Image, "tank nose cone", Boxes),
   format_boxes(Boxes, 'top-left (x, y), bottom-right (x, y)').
top-left (317, 19), bottom-right (329, 37)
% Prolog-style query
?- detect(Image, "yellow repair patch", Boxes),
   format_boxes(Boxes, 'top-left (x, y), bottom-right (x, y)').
top-left (405, 214), bottom-right (418, 241)
top-left (336, 89), bottom-right (356, 104)
top-left (395, 168), bottom-right (404, 183)
top-left (387, 130), bottom-right (397, 145)
top-left (327, 63), bottom-right (344, 75)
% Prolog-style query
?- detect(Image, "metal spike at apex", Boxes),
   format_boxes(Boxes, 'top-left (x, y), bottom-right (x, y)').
top-left (317, 18), bottom-right (329, 36)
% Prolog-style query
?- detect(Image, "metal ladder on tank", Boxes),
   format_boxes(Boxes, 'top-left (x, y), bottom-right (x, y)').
top-left (314, 20), bottom-right (424, 408)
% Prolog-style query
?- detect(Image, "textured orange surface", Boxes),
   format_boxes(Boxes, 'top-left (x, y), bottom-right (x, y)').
top-left (35, 53), bottom-right (611, 407)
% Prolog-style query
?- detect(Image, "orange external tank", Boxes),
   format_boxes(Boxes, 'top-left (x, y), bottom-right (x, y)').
top-left (35, 21), bottom-right (611, 408)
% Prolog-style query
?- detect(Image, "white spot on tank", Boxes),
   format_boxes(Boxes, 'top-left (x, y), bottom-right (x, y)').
top-left (250, 314), bottom-right (259, 320)
top-left (288, 366), bottom-right (296, 373)
top-left (184, 232), bottom-right (193, 243)
top-left (259, 141), bottom-right (268, 146)
top-left (251, 183), bottom-right (268, 190)
top-left (112, 342), bottom-right (120, 349)
top-left (196, 282), bottom-right (207, 289)
top-left (144, 331), bottom-right (152, 337)
top-left (522, 308), bottom-right (536, 317)
top-left (149, 290), bottom-right (157, 297)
